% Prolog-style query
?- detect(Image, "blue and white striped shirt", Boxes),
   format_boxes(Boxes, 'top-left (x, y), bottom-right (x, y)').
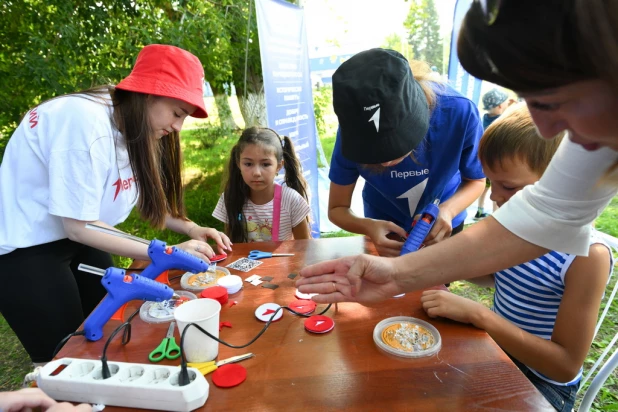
top-left (493, 233), bottom-right (612, 386)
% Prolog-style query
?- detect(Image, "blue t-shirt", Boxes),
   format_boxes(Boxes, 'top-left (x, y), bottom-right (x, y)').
top-left (329, 85), bottom-right (485, 231)
top-left (483, 113), bottom-right (500, 130)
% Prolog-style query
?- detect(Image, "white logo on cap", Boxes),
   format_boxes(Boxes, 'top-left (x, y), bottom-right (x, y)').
top-left (367, 105), bottom-right (381, 132)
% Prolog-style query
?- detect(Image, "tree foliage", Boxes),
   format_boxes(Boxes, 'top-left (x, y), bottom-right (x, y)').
top-left (0, 0), bottom-right (277, 152)
top-left (403, 0), bottom-right (442, 70)
top-left (381, 32), bottom-right (414, 62)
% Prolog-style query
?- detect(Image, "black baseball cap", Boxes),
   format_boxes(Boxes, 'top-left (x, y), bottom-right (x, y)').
top-left (332, 48), bottom-right (430, 164)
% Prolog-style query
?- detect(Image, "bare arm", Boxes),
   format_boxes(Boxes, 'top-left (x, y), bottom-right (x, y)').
top-left (329, 181), bottom-right (407, 256)
top-left (422, 243), bottom-right (610, 382)
top-left (292, 219), bottom-right (311, 239)
top-left (62, 218), bottom-right (213, 261)
top-left (397, 216), bottom-right (547, 291)
top-left (297, 217), bottom-right (546, 303)
top-left (425, 178), bottom-right (486, 245)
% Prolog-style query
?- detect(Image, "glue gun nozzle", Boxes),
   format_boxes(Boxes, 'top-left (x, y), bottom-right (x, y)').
top-left (172, 294), bottom-right (181, 299)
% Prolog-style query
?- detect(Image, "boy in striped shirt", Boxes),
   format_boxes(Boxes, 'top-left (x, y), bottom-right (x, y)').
top-left (421, 103), bottom-right (613, 412)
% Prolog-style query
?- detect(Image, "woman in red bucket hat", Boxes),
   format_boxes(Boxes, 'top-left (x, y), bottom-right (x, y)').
top-left (0, 44), bottom-right (231, 364)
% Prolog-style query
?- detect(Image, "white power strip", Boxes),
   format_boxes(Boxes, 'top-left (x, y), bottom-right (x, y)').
top-left (37, 358), bottom-right (209, 412)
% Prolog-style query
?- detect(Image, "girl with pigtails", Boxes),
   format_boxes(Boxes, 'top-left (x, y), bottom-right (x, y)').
top-left (213, 127), bottom-right (311, 243)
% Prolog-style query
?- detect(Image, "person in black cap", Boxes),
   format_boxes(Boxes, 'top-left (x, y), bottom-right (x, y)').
top-left (327, 48), bottom-right (486, 256)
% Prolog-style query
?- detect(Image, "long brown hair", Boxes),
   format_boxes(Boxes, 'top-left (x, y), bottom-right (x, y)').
top-left (37, 85), bottom-right (186, 228)
top-left (111, 88), bottom-right (185, 228)
top-left (223, 127), bottom-right (308, 243)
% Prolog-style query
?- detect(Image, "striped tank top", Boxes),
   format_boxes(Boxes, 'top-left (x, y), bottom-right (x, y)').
top-left (492, 232), bottom-right (612, 386)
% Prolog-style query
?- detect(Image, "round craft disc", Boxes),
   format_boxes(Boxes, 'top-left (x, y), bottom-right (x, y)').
top-left (212, 364), bottom-right (247, 388)
top-left (217, 275), bottom-right (243, 290)
top-left (304, 315), bottom-right (335, 334)
top-left (210, 253), bottom-right (228, 263)
top-left (200, 286), bottom-right (229, 305)
top-left (295, 288), bottom-right (317, 300)
top-left (255, 303), bottom-right (283, 322)
top-left (139, 290), bottom-right (197, 323)
top-left (288, 299), bottom-right (316, 315)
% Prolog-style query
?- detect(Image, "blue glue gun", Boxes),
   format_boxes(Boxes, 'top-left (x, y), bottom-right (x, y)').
top-left (140, 239), bottom-right (209, 280)
top-left (400, 199), bottom-right (440, 255)
top-left (84, 267), bottom-right (176, 341)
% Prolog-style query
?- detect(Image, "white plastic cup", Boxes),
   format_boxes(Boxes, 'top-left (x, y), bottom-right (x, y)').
top-left (174, 298), bottom-right (221, 363)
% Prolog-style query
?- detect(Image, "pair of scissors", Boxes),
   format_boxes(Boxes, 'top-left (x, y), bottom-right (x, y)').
top-left (188, 353), bottom-right (254, 375)
top-left (248, 250), bottom-right (295, 260)
top-left (149, 322), bottom-right (181, 362)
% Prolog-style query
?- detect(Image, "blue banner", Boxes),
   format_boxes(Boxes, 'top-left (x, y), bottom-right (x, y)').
top-left (447, 0), bottom-right (482, 106)
top-left (256, 0), bottom-right (320, 237)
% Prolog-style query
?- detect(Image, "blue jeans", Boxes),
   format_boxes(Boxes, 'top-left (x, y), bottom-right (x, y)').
top-left (509, 355), bottom-right (579, 411)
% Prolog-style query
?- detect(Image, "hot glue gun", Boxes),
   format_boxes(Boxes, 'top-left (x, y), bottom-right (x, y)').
top-left (140, 239), bottom-right (209, 281)
top-left (400, 199), bottom-right (440, 255)
top-left (80, 265), bottom-right (179, 341)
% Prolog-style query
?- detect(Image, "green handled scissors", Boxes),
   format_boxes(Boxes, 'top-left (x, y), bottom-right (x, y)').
top-left (149, 322), bottom-right (181, 362)
top-left (248, 250), bottom-right (295, 260)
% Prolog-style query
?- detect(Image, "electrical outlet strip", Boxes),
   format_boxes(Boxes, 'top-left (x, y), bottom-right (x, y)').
top-left (37, 358), bottom-right (208, 412)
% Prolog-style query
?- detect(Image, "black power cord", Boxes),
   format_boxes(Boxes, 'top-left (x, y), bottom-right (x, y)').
top-left (51, 330), bottom-right (86, 360)
top-left (51, 305), bottom-right (142, 363)
top-left (99, 307), bottom-right (142, 379)
top-left (177, 303), bottom-right (332, 386)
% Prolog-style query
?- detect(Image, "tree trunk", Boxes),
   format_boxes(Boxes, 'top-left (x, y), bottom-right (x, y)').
top-left (237, 92), bottom-right (266, 128)
top-left (210, 83), bottom-right (239, 130)
top-left (233, 68), bottom-right (267, 128)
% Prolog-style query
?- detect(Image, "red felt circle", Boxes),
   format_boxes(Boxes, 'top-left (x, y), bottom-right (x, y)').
top-left (288, 299), bottom-right (316, 315)
top-left (210, 253), bottom-right (228, 262)
top-left (304, 315), bottom-right (335, 333)
top-left (212, 364), bottom-right (247, 388)
top-left (200, 286), bottom-right (229, 305)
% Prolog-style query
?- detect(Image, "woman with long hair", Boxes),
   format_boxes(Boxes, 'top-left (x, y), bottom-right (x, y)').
top-left (0, 44), bottom-right (231, 363)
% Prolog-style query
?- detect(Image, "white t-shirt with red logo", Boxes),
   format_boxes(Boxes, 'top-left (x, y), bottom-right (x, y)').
top-left (0, 94), bottom-right (138, 255)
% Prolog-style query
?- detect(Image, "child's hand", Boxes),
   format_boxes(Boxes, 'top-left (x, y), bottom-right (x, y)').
top-left (420, 290), bottom-right (486, 326)
top-left (365, 219), bottom-right (407, 257)
top-left (188, 226), bottom-right (233, 253)
top-left (422, 206), bottom-right (453, 246)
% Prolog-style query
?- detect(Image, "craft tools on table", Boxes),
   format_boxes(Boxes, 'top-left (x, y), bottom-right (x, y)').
top-left (188, 353), bottom-right (254, 376)
top-left (149, 322), bottom-right (182, 362)
top-left (36, 358), bottom-right (209, 411)
top-left (226, 257), bottom-right (263, 272)
top-left (400, 199), bottom-right (440, 255)
top-left (181, 266), bottom-right (232, 292)
top-left (248, 250), bottom-right (295, 260)
top-left (373, 317), bottom-right (441, 358)
top-left (78, 264), bottom-right (180, 342)
top-left (140, 291), bottom-right (196, 324)
top-left (86, 223), bottom-right (209, 282)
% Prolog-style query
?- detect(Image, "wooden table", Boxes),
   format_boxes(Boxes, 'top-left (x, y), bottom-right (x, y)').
top-left (57, 237), bottom-right (552, 411)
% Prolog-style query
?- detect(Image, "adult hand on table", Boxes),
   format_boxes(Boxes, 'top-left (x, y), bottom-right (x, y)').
top-left (297, 254), bottom-right (402, 303)
top-left (187, 226), bottom-right (232, 254)
top-left (364, 219), bottom-right (408, 257)
top-left (0, 388), bottom-right (92, 412)
top-left (416, 206), bottom-right (454, 247)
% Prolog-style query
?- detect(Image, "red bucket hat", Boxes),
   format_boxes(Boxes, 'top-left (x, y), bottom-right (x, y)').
top-left (116, 44), bottom-right (208, 118)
